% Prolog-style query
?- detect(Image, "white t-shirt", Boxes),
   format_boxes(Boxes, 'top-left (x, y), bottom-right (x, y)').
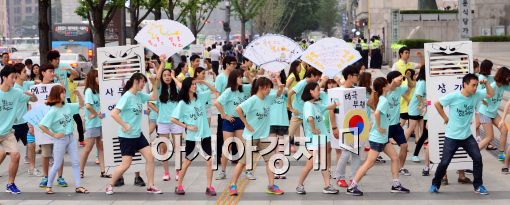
top-left (210, 49), bottom-right (221, 62)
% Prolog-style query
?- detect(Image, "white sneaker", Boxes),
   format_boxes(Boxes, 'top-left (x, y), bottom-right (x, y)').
top-left (28, 168), bottom-right (42, 177)
top-left (244, 171), bottom-right (256, 180)
top-left (216, 170), bottom-right (226, 180)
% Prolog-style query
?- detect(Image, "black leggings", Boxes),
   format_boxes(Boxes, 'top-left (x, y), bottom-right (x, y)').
top-left (413, 120), bottom-right (428, 157)
top-left (67, 98), bottom-right (84, 142)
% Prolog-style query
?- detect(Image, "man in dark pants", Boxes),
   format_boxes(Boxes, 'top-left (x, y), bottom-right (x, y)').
top-left (210, 44), bottom-right (221, 76)
top-left (430, 74), bottom-right (494, 195)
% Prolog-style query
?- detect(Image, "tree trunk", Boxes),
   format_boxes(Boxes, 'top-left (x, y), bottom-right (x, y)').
top-left (154, 5), bottom-right (162, 20)
top-left (190, 13), bottom-right (198, 38)
top-left (130, 9), bottom-right (138, 45)
top-left (38, 0), bottom-right (50, 65)
top-left (240, 19), bottom-right (246, 43)
top-left (92, 28), bottom-right (105, 67)
top-left (168, 0), bottom-right (175, 20)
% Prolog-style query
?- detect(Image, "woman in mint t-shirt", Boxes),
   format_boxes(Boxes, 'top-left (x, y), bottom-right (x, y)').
top-left (296, 82), bottom-right (340, 195)
top-left (228, 76), bottom-right (285, 196)
top-left (155, 61), bottom-right (182, 182)
top-left (79, 70), bottom-right (110, 179)
top-left (214, 69), bottom-right (252, 178)
top-left (347, 77), bottom-right (410, 196)
top-left (478, 67), bottom-right (510, 159)
top-left (39, 85), bottom-right (86, 194)
top-left (105, 72), bottom-right (161, 195)
top-left (171, 77), bottom-right (218, 196)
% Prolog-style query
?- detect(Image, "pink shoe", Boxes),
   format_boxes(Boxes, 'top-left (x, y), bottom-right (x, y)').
top-left (163, 172), bottom-right (170, 181)
top-left (147, 186), bottom-right (162, 194)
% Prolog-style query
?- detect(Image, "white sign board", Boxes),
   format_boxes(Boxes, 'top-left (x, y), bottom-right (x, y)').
top-left (29, 83), bottom-right (58, 145)
top-left (424, 41), bottom-right (473, 170)
top-left (328, 87), bottom-right (369, 155)
top-left (458, 0), bottom-right (472, 40)
top-left (97, 45), bottom-right (149, 168)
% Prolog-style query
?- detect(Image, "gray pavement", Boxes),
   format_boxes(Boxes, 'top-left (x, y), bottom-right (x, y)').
top-left (1, 67), bottom-right (510, 205)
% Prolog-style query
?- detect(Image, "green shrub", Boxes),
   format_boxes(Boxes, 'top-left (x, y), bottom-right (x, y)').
top-left (400, 10), bottom-right (458, 14)
top-left (397, 39), bottom-right (438, 49)
top-left (470, 36), bottom-right (510, 42)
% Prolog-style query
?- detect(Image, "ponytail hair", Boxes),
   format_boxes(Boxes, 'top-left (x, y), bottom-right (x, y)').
top-left (122, 72), bottom-right (147, 95)
top-left (250, 77), bottom-right (273, 96)
top-left (367, 77), bottom-right (388, 110)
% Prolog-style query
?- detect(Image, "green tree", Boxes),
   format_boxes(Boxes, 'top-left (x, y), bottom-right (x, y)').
top-left (231, 0), bottom-right (266, 42)
top-left (163, 0), bottom-right (185, 21)
top-left (127, 0), bottom-right (162, 44)
top-left (76, 0), bottom-right (124, 64)
top-left (419, 0), bottom-right (438, 10)
top-left (254, 0), bottom-right (296, 34)
top-left (283, 0), bottom-right (320, 39)
top-left (317, 0), bottom-right (339, 36)
top-left (180, 0), bottom-right (220, 37)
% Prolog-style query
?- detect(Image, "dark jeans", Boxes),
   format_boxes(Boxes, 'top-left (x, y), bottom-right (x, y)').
top-left (413, 120), bottom-right (428, 156)
top-left (212, 61), bottom-right (220, 76)
top-left (432, 135), bottom-right (483, 190)
top-left (67, 98), bottom-right (84, 142)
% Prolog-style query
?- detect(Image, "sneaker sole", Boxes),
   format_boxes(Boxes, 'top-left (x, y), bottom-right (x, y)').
top-left (346, 192), bottom-right (363, 196)
top-left (390, 190), bottom-right (410, 193)
top-left (6, 190), bottom-right (21, 194)
top-left (148, 191), bottom-right (163, 194)
top-left (296, 191), bottom-right (306, 195)
top-left (323, 190), bottom-right (339, 194)
top-left (475, 191), bottom-right (488, 195)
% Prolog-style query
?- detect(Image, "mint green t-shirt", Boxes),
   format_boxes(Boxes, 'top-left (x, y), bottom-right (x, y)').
top-left (84, 88), bottom-right (102, 129)
top-left (291, 80), bottom-right (308, 119)
top-left (54, 66), bottom-right (70, 98)
top-left (157, 99), bottom-right (179, 124)
top-left (13, 81), bottom-right (35, 125)
top-left (148, 100), bottom-right (159, 120)
top-left (40, 103), bottom-right (80, 136)
top-left (368, 96), bottom-right (391, 144)
top-left (408, 80), bottom-right (425, 116)
top-left (240, 93), bottom-right (277, 140)
top-left (215, 73), bottom-right (228, 94)
top-left (197, 80), bottom-right (214, 108)
top-left (116, 91), bottom-right (150, 138)
top-left (478, 82), bottom-right (510, 118)
top-left (303, 101), bottom-right (330, 146)
top-left (171, 90), bottom-right (212, 141)
top-left (320, 91), bottom-right (332, 130)
top-left (0, 88), bottom-right (30, 136)
top-left (217, 84), bottom-right (252, 117)
top-left (269, 90), bottom-right (289, 126)
top-left (387, 85), bottom-right (408, 125)
top-left (440, 91), bottom-right (486, 140)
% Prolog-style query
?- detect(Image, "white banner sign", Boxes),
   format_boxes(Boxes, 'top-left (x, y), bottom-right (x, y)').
top-left (29, 83), bottom-right (58, 145)
top-left (425, 41), bottom-right (473, 171)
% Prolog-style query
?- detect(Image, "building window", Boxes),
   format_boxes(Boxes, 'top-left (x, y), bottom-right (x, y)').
top-left (14, 7), bottom-right (21, 13)
top-left (25, 0), bottom-right (31, 3)
top-left (14, 16), bottom-right (21, 24)
top-left (25, 7), bottom-right (32, 13)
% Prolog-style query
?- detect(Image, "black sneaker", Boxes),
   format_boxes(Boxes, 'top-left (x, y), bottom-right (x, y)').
top-left (114, 176), bottom-right (124, 187)
top-left (391, 184), bottom-right (410, 193)
top-left (422, 168), bottom-right (430, 176)
top-left (346, 186), bottom-right (363, 196)
top-left (134, 176), bottom-right (146, 187)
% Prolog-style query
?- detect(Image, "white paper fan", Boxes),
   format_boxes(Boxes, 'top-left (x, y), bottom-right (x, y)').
top-left (244, 34), bottom-right (303, 73)
top-left (135, 19), bottom-right (195, 57)
top-left (301, 38), bottom-right (361, 78)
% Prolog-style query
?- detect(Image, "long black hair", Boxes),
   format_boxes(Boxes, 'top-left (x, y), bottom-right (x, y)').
top-left (159, 69), bottom-right (179, 103)
top-left (174, 62), bottom-right (186, 76)
top-left (179, 77), bottom-right (197, 104)
top-left (301, 82), bottom-right (319, 102)
top-left (29, 64), bottom-right (40, 81)
top-left (227, 69), bottom-right (244, 92)
top-left (288, 60), bottom-right (301, 81)
top-left (122, 72), bottom-right (147, 95)
top-left (250, 77), bottom-right (273, 96)
top-left (416, 65), bottom-right (426, 81)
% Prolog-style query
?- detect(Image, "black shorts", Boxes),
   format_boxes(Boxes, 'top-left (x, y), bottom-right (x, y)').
top-left (185, 137), bottom-right (212, 160)
top-left (408, 115), bottom-right (423, 120)
top-left (369, 141), bottom-right (388, 152)
top-left (400, 113), bottom-right (409, 120)
top-left (13, 123), bottom-right (29, 146)
top-left (270, 125), bottom-right (289, 136)
top-left (118, 133), bottom-right (150, 157)
top-left (388, 124), bottom-right (407, 145)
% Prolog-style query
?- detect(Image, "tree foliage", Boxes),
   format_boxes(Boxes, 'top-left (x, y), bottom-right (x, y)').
top-left (254, 0), bottom-right (296, 34)
top-left (231, 0), bottom-right (266, 42)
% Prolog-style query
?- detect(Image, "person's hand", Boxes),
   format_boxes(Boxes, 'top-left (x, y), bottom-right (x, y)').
top-left (98, 112), bottom-right (104, 119)
top-left (122, 124), bottom-right (131, 132)
top-left (53, 133), bottom-right (65, 138)
top-left (246, 124), bottom-right (255, 132)
top-left (159, 54), bottom-right (167, 62)
top-left (416, 51), bottom-right (423, 57)
top-left (498, 121), bottom-right (506, 129)
top-left (187, 125), bottom-right (198, 131)
top-left (376, 127), bottom-right (386, 135)
top-left (482, 100), bottom-right (488, 106)
top-left (289, 108), bottom-right (299, 115)
top-left (88, 113), bottom-right (97, 119)
top-left (312, 128), bottom-right (321, 135)
top-left (225, 115), bottom-right (235, 122)
top-left (73, 90), bottom-right (80, 96)
top-left (443, 117), bottom-right (449, 125)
